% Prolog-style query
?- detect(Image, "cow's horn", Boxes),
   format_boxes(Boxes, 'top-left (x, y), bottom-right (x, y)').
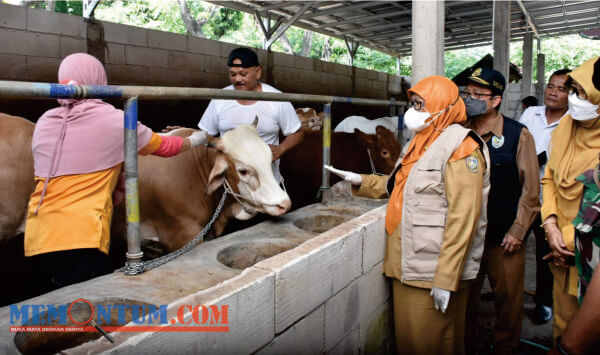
top-left (252, 115), bottom-right (259, 127)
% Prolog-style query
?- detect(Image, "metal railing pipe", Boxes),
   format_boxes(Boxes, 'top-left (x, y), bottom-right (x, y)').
top-left (123, 97), bottom-right (143, 275)
top-left (0, 79), bottom-right (408, 275)
top-left (0, 81), bottom-right (406, 107)
top-left (321, 103), bottom-right (332, 193)
top-left (389, 97), bottom-right (396, 117)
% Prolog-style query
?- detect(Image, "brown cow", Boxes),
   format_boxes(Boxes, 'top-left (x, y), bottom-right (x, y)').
top-left (295, 107), bottom-right (322, 131)
top-left (280, 126), bottom-right (400, 208)
top-left (0, 113), bottom-right (35, 244)
top-left (353, 125), bottom-right (402, 174)
top-left (0, 114), bottom-right (36, 305)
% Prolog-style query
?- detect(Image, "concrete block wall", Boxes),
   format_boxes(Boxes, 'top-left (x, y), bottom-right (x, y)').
top-left (505, 82), bottom-right (539, 120)
top-left (0, 3), bottom-right (403, 100)
top-left (65, 205), bottom-right (393, 354)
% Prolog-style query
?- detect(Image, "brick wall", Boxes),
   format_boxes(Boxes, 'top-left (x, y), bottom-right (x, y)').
top-left (65, 205), bottom-right (393, 354)
top-left (0, 3), bottom-right (405, 101)
top-left (505, 82), bottom-right (539, 120)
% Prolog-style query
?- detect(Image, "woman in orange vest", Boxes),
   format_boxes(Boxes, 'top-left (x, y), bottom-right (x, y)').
top-left (326, 75), bottom-right (490, 354)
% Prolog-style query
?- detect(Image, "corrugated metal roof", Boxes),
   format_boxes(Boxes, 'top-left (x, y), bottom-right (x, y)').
top-left (211, 1), bottom-right (600, 56)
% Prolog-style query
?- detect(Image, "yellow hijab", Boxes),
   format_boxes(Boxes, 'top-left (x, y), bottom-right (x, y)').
top-left (385, 76), bottom-right (466, 234)
top-left (547, 56), bottom-right (600, 202)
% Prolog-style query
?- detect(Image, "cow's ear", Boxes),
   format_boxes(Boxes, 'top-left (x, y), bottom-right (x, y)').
top-left (375, 125), bottom-right (391, 136)
top-left (354, 128), bottom-right (375, 147)
top-left (207, 154), bottom-right (229, 195)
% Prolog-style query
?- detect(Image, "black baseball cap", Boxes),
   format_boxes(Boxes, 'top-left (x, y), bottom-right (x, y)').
top-left (227, 47), bottom-right (260, 68)
top-left (466, 66), bottom-right (506, 96)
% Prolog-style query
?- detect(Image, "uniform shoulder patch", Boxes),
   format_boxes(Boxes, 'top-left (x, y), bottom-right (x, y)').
top-left (466, 154), bottom-right (479, 173)
top-left (449, 136), bottom-right (479, 162)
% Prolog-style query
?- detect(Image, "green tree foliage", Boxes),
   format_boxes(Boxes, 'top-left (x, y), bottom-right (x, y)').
top-left (11, 0), bottom-right (82, 15)
top-left (274, 26), bottom-right (305, 54)
top-left (443, 35), bottom-right (599, 82)
top-left (54, 1), bottom-right (82, 16)
top-left (444, 47), bottom-right (490, 78)
top-left (519, 35), bottom-right (600, 81)
top-left (354, 46), bottom-right (397, 74)
top-left (216, 12), bottom-right (263, 48)
top-left (204, 8), bottom-right (242, 38)
top-left (95, 0), bottom-right (187, 34)
top-left (94, 0), bottom-right (241, 40)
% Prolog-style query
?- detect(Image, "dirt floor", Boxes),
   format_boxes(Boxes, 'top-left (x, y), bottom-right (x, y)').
top-left (473, 233), bottom-right (554, 354)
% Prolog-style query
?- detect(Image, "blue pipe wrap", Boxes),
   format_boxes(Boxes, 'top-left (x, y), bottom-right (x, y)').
top-left (47, 83), bottom-right (123, 99)
top-left (124, 98), bottom-right (138, 130)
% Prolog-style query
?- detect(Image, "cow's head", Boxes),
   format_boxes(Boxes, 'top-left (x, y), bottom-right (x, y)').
top-left (206, 121), bottom-right (291, 219)
top-left (296, 107), bottom-right (322, 131)
top-left (354, 126), bottom-right (401, 174)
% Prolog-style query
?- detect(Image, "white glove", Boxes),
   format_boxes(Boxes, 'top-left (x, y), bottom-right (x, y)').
top-left (430, 287), bottom-right (451, 314)
top-left (323, 165), bottom-right (362, 186)
top-left (188, 131), bottom-right (208, 147)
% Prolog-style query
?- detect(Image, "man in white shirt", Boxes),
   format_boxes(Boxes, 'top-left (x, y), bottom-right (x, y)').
top-left (198, 47), bottom-right (303, 183)
top-left (519, 68), bottom-right (570, 324)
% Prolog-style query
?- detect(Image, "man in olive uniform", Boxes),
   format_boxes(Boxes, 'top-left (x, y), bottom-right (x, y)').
top-left (463, 67), bottom-right (540, 354)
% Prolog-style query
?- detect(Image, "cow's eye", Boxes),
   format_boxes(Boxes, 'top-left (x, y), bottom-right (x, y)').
top-left (238, 169), bottom-right (248, 176)
top-left (381, 150), bottom-right (390, 158)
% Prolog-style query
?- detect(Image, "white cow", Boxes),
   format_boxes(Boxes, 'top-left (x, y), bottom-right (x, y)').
top-left (334, 115), bottom-right (412, 146)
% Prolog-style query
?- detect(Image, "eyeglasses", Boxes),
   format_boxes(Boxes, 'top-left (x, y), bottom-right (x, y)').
top-left (569, 85), bottom-right (588, 100)
top-left (546, 83), bottom-right (569, 93)
top-left (408, 99), bottom-right (425, 111)
top-left (459, 91), bottom-right (494, 100)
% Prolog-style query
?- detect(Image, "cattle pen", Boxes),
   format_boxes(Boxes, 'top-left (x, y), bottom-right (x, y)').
top-left (0, 79), bottom-right (406, 274)
top-left (0, 80), bottom-right (403, 353)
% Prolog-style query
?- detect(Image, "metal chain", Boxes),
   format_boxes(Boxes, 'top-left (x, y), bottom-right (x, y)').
top-left (120, 190), bottom-right (227, 274)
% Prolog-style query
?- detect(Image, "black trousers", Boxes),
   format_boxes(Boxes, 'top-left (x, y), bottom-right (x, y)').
top-left (529, 213), bottom-right (553, 307)
top-left (30, 248), bottom-right (110, 293)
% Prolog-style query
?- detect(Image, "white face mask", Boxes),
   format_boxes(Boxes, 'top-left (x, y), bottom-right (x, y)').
top-left (404, 108), bottom-right (445, 132)
top-left (568, 93), bottom-right (599, 121)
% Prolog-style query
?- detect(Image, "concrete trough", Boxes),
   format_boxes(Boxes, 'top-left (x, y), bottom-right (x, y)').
top-left (0, 191), bottom-right (393, 354)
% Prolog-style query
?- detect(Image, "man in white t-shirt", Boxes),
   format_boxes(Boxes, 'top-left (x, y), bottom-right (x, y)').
top-left (518, 68), bottom-right (570, 324)
top-left (198, 47), bottom-right (303, 183)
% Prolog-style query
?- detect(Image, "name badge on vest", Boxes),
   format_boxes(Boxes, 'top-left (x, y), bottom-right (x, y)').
top-left (491, 135), bottom-right (504, 149)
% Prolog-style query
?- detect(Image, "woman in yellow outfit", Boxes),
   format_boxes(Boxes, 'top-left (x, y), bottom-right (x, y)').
top-left (25, 53), bottom-right (208, 292)
top-left (326, 75), bottom-right (490, 354)
top-left (541, 55), bottom-right (600, 341)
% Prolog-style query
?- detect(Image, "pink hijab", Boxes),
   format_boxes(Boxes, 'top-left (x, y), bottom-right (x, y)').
top-left (32, 53), bottom-right (152, 213)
